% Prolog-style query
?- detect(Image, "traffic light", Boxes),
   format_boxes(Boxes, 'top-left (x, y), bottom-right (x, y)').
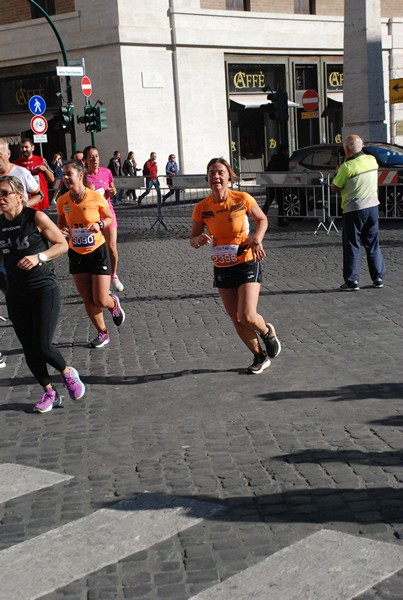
top-left (94, 106), bottom-right (107, 132)
top-left (57, 104), bottom-right (74, 131)
top-left (77, 104), bottom-right (97, 133)
top-left (77, 104), bottom-right (107, 133)
top-left (268, 91), bottom-right (289, 122)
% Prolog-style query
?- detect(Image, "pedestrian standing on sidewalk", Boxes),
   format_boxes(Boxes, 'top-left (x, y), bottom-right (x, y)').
top-left (83, 146), bottom-right (125, 292)
top-left (331, 134), bottom-right (386, 291)
top-left (122, 151), bottom-right (139, 201)
top-left (57, 160), bottom-right (125, 349)
top-left (162, 153), bottom-right (180, 204)
top-left (137, 152), bottom-right (161, 205)
top-left (190, 157), bottom-right (281, 374)
top-left (0, 175), bottom-right (85, 413)
top-left (107, 150), bottom-right (124, 204)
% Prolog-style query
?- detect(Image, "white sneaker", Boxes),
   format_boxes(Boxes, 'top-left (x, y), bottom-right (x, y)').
top-left (111, 275), bottom-right (124, 292)
top-left (0, 352), bottom-right (5, 368)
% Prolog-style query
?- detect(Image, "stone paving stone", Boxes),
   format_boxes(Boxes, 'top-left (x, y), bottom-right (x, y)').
top-left (1, 216), bottom-right (403, 598)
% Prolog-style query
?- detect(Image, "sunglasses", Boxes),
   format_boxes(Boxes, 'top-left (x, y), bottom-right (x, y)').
top-left (0, 189), bottom-right (15, 197)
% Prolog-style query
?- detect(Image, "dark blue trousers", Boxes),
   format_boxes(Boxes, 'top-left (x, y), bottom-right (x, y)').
top-left (342, 206), bottom-right (386, 285)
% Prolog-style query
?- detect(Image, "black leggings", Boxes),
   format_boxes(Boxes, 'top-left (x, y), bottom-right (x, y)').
top-left (7, 285), bottom-right (66, 387)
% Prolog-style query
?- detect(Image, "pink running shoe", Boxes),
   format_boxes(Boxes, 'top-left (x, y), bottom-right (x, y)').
top-left (63, 367), bottom-right (86, 400)
top-left (88, 331), bottom-right (110, 348)
top-left (34, 388), bottom-right (62, 413)
top-left (109, 294), bottom-right (125, 327)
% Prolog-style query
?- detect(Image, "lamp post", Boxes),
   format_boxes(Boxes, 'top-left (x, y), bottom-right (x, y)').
top-left (25, 0), bottom-right (77, 151)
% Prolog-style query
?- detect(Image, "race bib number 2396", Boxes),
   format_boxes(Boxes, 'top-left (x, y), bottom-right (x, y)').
top-left (211, 244), bottom-right (239, 265)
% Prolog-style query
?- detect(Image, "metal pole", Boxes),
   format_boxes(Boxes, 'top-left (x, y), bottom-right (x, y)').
top-left (25, 0), bottom-right (77, 151)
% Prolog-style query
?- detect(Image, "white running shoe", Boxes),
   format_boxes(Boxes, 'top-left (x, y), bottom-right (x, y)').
top-left (111, 275), bottom-right (124, 292)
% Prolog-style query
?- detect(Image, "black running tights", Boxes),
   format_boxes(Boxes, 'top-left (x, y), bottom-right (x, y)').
top-left (7, 285), bottom-right (67, 387)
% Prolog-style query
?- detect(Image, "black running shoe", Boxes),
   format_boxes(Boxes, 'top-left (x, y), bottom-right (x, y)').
top-left (373, 277), bottom-right (384, 289)
top-left (339, 281), bottom-right (359, 291)
top-left (261, 323), bottom-right (282, 359)
top-left (246, 352), bottom-right (271, 375)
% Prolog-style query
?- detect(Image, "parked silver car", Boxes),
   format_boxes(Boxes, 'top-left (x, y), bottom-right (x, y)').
top-left (285, 142), bottom-right (403, 217)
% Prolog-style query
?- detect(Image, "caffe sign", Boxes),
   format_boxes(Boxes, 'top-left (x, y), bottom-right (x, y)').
top-left (228, 63), bottom-right (285, 94)
top-left (326, 64), bottom-right (343, 91)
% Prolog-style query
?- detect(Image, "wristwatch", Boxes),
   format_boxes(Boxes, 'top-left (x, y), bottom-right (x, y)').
top-left (37, 252), bottom-right (48, 265)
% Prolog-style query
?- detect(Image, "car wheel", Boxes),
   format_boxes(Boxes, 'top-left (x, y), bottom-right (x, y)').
top-left (386, 189), bottom-right (403, 218)
top-left (284, 188), bottom-right (307, 217)
top-left (283, 191), bottom-right (301, 217)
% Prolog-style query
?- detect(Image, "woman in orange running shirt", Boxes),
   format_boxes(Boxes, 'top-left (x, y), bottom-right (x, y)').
top-left (190, 157), bottom-right (281, 375)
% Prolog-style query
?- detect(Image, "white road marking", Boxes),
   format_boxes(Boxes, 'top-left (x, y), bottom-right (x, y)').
top-left (189, 529), bottom-right (403, 600)
top-left (0, 492), bottom-right (223, 600)
top-left (0, 463), bottom-right (72, 504)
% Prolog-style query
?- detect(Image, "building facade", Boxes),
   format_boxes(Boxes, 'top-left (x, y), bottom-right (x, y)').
top-left (0, 0), bottom-right (402, 173)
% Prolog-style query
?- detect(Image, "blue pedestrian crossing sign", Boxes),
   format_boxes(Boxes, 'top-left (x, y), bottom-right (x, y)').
top-left (28, 95), bottom-right (46, 116)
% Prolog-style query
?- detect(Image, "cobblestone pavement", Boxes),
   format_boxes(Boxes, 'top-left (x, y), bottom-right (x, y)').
top-left (0, 204), bottom-right (403, 599)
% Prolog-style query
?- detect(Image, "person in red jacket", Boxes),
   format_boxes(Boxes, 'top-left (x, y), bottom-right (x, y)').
top-left (15, 138), bottom-right (55, 213)
top-left (137, 152), bottom-right (161, 205)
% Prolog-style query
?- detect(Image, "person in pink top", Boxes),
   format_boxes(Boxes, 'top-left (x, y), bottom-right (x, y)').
top-left (83, 145), bottom-right (124, 292)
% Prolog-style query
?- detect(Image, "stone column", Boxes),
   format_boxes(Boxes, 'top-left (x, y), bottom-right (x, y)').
top-left (342, 0), bottom-right (387, 141)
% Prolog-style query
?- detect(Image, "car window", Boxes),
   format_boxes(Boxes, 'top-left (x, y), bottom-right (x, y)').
top-left (300, 148), bottom-right (339, 170)
top-left (364, 146), bottom-right (403, 167)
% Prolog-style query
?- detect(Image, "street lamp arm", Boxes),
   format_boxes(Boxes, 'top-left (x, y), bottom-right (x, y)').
top-left (24, 0), bottom-right (76, 150)
top-left (25, 0), bottom-right (69, 66)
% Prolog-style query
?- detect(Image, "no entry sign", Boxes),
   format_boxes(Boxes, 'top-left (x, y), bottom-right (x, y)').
top-left (81, 76), bottom-right (92, 98)
top-left (302, 89), bottom-right (319, 111)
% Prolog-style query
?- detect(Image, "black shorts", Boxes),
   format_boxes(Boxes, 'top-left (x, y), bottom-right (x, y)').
top-left (213, 260), bottom-right (262, 289)
top-left (68, 243), bottom-right (111, 275)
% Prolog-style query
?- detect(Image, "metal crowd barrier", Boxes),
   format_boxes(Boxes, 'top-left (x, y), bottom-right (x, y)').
top-left (97, 167), bottom-right (403, 232)
top-left (256, 171), bottom-right (338, 234)
top-left (326, 168), bottom-right (403, 220)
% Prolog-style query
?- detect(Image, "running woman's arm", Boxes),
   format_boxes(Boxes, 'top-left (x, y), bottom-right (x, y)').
top-left (57, 213), bottom-right (69, 237)
top-left (16, 212), bottom-right (68, 271)
top-left (247, 202), bottom-right (268, 261)
top-left (190, 220), bottom-right (212, 249)
top-left (87, 203), bottom-right (114, 233)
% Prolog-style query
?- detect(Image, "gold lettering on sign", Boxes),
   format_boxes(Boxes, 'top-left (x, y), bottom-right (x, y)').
top-left (231, 140), bottom-right (237, 152)
top-left (328, 71), bottom-right (343, 88)
top-left (233, 70), bottom-right (265, 89)
top-left (15, 86), bottom-right (46, 106)
top-left (335, 133), bottom-right (342, 143)
top-left (268, 138), bottom-right (277, 149)
top-left (15, 87), bottom-right (27, 105)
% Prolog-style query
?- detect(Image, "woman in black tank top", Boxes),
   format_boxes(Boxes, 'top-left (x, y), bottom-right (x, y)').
top-left (0, 175), bottom-right (86, 413)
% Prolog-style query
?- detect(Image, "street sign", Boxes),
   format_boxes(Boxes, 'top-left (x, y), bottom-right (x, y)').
top-left (28, 95), bottom-right (46, 116)
top-left (301, 110), bottom-right (319, 119)
top-left (81, 76), bottom-right (92, 98)
top-left (302, 89), bottom-right (319, 111)
top-left (390, 78), bottom-right (403, 104)
top-left (56, 65), bottom-right (84, 77)
top-left (33, 134), bottom-right (48, 144)
top-left (30, 115), bottom-right (48, 135)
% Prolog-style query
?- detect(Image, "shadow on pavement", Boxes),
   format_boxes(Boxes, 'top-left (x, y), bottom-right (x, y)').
top-left (275, 448), bottom-right (403, 466)
top-left (257, 382), bottom-right (403, 402)
top-left (101, 488), bottom-right (403, 527)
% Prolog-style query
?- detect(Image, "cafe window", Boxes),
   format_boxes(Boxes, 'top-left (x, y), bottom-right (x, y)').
top-left (226, 0), bottom-right (250, 10)
top-left (294, 0), bottom-right (316, 14)
top-left (31, 0), bottom-right (56, 19)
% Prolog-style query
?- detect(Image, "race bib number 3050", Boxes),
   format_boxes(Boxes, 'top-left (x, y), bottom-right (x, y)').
top-left (71, 227), bottom-right (95, 248)
top-left (211, 244), bottom-right (239, 266)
